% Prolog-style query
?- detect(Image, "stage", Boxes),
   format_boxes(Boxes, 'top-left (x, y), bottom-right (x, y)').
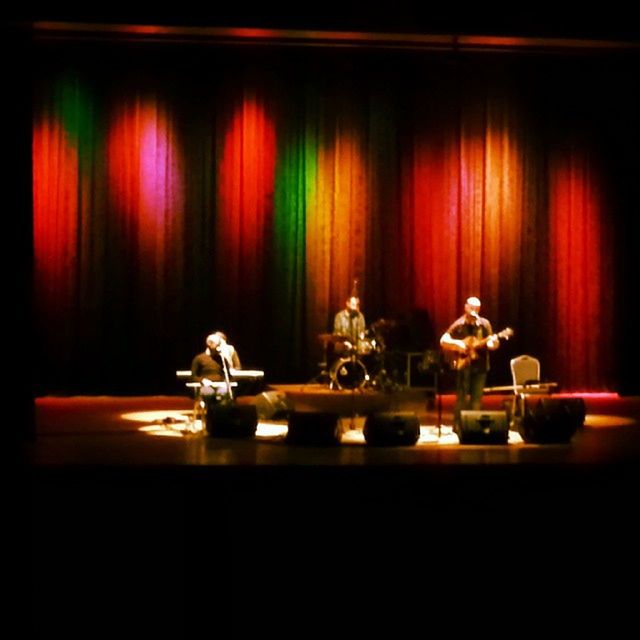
top-left (29, 386), bottom-right (640, 465)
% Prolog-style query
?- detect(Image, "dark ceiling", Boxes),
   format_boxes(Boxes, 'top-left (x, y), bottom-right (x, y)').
top-left (8, 5), bottom-right (640, 43)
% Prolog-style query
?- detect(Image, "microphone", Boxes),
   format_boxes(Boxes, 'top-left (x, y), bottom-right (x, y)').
top-left (469, 311), bottom-right (479, 319)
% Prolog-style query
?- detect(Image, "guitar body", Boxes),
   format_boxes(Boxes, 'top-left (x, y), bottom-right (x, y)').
top-left (450, 336), bottom-right (485, 370)
top-left (443, 327), bottom-right (514, 371)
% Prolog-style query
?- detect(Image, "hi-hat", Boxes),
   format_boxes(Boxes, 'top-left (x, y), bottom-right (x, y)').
top-left (371, 318), bottom-right (396, 331)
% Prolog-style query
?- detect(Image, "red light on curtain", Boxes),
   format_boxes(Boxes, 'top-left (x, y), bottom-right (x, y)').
top-left (404, 104), bottom-right (525, 335)
top-left (404, 135), bottom-right (460, 322)
top-left (33, 118), bottom-right (78, 309)
top-left (549, 154), bottom-right (612, 390)
top-left (217, 96), bottom-right (276, 321)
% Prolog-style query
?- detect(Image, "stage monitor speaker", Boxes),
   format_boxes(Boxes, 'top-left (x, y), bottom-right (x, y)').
top-left (206, 403), bottom-right (257, 438)
top-left (363, 412), bottom-right (420, 446)
top-left (255, 391), bottom-right (292, 420)
top-left (286, 411), bottom-right (341, 446)
top-left (520, 397), bottom-right (585, 443)
top-left (459, 410), bottom-right (509, 444)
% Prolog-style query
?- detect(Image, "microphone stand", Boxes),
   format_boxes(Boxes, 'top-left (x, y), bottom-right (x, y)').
top-left (350, 344), bottom-right (359, 430)
top-left (435, 366), bottom-right (443, 439)
top-left (420, 356), bottom-right (446, 440)
top-left (346, 315), bottom-right (358, 431)
top-left (218, 347), bottom-right (234, 405)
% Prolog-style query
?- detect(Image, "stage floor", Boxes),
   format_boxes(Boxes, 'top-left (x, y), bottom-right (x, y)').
top-left (28, 386), bottom-right (640, 466)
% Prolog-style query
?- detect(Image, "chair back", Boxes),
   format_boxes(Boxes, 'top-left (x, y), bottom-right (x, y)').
top-left (510, 355), bottom-right (541, 390)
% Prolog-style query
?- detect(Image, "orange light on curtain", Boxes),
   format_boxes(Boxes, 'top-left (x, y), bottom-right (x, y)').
top-left (480, 105), bottom-right (527, 315)
top-left (305, 128), bottom-right (368, 338)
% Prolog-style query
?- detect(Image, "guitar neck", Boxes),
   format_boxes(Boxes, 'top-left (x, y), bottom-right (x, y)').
top-left (467, 333), bottom-right (495, 350)
top-left (474, 335), bottom-right (493, 348)
top-left (471, 329), bottom-right (510, 349)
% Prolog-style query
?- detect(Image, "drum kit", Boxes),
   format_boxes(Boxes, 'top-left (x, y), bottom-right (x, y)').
top-left (317, 319), bottom-right (396, 391)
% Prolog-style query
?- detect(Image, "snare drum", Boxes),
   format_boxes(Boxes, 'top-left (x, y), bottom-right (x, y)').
top-left (333, 338), bottom-right (353, 357)
top-left (356, 337), bottom-right (377, 356)
top-left (330, 357), bottom-right (369, 390)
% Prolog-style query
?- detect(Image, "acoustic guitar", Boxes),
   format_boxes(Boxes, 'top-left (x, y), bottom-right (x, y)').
top-left (444, 327), bottom-right (514, 371)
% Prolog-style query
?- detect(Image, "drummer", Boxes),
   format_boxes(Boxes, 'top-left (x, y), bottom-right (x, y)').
top-left (333, 295), bottom-right (367, 355)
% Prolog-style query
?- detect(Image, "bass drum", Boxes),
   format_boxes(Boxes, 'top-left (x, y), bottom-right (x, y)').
top-left (330, 357), bottom-right (368, 390)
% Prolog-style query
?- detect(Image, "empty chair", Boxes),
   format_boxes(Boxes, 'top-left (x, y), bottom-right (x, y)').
top-left (510, 355), bottom-right (541, 389)
top-left (509, 355), bottom-right (550, 430)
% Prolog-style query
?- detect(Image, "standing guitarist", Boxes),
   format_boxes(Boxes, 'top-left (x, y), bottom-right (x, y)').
top-left (440, 296), bottom-right (503, 434)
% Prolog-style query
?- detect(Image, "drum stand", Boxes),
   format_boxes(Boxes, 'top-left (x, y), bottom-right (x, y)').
top-left (310, 360), bottom-right (331, 386)
top-left (327, 353), bottom-right (340, 390)
top-left (309, 337), bottom-right (332, 386)
top-left (369, 349), bottom-right (396, 394)
top-left (328, 352), bottom-right (352, 391)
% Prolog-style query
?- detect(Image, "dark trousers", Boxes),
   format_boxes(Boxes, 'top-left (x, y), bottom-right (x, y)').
top-left (454, 367), bottom-right (487, 428)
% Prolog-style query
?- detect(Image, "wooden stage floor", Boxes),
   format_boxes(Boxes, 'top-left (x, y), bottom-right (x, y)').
top-left (29, 386), bottom-right (640, 466)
